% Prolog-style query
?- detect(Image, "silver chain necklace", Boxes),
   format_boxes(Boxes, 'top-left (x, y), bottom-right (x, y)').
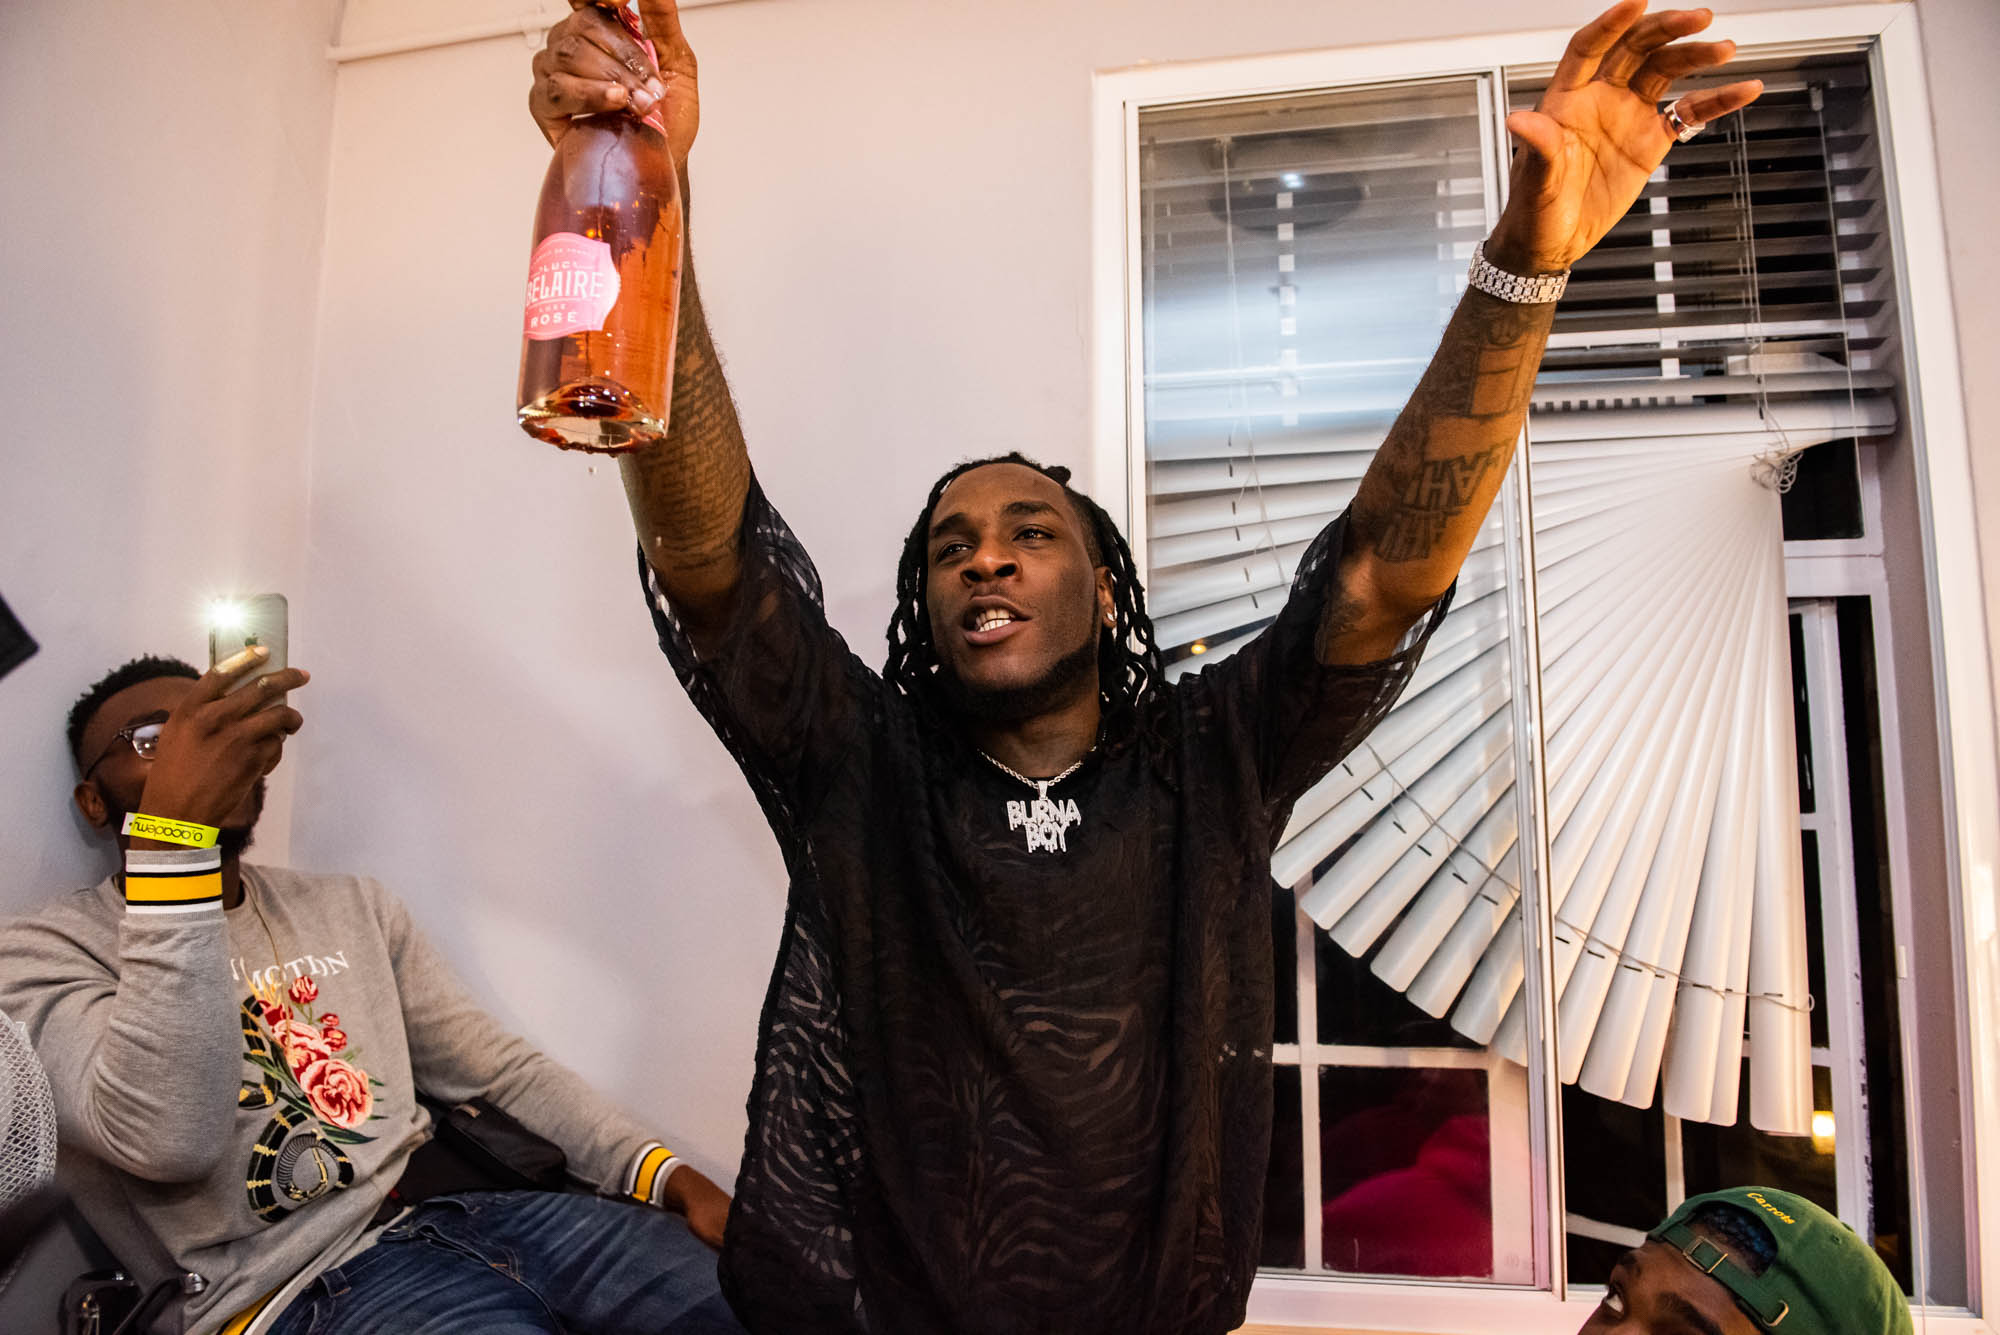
top-left (978, 749), bottom-right (1087, 855)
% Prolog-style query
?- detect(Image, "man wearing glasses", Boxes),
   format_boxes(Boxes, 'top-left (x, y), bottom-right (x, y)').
top-left (1, 652), bottom-right (744, 1335)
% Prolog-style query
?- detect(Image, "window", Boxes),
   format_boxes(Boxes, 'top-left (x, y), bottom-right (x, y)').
top-left (1094, 7), bottom-right (1994, 1326)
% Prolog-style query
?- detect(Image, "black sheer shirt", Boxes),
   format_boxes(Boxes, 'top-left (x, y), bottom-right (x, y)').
top-left (641, 480), bottom-right (1445, 1335)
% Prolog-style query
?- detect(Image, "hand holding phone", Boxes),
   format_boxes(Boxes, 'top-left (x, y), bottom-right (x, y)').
top-left (133, 646), bottom-right (309, 832)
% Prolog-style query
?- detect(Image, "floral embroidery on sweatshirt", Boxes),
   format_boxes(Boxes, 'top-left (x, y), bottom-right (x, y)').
top-left (238, 975), bottom-right (385, 1220)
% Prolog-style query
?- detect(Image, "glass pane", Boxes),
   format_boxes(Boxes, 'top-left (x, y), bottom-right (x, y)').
top-left (1272, 890), bottom-right (1298, 1046)
top-left (1568, 1232), bottom-right (1636, 1289)
top-left (1791, 612), bottom-right (1816, 813)
top-left (1802, 830), bottom-right (1830, 1051)
top-left (1561, 1083), bottom-right (1668, 1285)
top-left (1319, 1065), bottom-right (1493, 1278)
top-left (1836, 598), bottom-right (1914, 1293)
top-left (1316, 925), bottom-right (1479, 1049)
top-left (1680, 1063), bottom-right (1839, 1216)
top-left (1262, 1064), bottom-right (1305, 1268)
top-left (1782, 439), bottom-right (1865, 540)
top-left (1140, 76), bottom-right (1498, 663)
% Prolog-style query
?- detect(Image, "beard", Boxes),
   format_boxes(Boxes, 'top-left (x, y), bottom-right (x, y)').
top-left (939, 632), bottom-right (1100, 724)
top-left (219, 795), bottom-right (261, 858)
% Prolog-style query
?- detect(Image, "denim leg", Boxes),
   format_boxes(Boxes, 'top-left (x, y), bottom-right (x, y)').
top-left (397, 1191), bottom-right (742, 1334)
top-left (267, 1192), bottom-right (741, 1335)
top-left (265, 1201), bottom-right (560, 1335)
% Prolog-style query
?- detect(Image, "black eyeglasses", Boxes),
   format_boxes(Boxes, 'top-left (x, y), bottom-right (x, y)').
top-left (80, 716), bottom-right (167, 780)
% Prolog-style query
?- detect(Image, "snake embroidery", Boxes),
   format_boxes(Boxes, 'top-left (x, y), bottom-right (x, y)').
top-left (246, 1099), bottom-right (356, 1221)
top-left (238, 998), bottom-right (279, 1111)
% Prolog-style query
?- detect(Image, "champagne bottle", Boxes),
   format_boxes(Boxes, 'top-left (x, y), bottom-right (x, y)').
top-left (517, 3), bottom-right (684, 453)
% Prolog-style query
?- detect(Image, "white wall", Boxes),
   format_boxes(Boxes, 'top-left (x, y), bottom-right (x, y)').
top-left (0, 0), bottom-right (342, 897)
top-left (4, 0), bottom-right (1991, 1204)
top-left (1917, 0), bottom-right (2000, 739)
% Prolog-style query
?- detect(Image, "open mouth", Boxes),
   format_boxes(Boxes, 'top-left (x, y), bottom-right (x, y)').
top-left (964, 603), bottom-right (1027, 645)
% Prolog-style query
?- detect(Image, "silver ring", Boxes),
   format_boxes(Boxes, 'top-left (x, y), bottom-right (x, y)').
top-left (1663, 101), bottom-right (1705, 144)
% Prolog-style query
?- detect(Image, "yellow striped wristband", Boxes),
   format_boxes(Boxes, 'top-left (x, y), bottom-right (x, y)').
top-left (124, 848), bottom-right (225, 915)
top-left (122, 812), bottom-right (221, 848)
top-left (626, 1142), bottom-right (685, 1206)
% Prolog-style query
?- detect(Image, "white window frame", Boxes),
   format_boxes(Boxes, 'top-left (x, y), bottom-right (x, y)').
top-left (1090, 6), bottom-right (1998, 1331)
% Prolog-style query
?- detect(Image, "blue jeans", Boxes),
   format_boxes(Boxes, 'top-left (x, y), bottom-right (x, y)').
top-left (266, 1191), bottom-right (744, 1334)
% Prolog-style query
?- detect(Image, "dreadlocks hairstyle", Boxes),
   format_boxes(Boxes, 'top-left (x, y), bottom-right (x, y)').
top-left (67, 655), bottom-right (200, 767)
top-left (884, 453), bottom-right (1164, 728)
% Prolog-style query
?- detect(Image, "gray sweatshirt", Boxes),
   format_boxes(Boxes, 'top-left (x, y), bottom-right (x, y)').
top-left (0, 862), bottom-right (690, 1334)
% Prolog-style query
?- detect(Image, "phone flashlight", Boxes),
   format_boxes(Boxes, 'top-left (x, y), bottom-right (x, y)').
top-left (207, 599), bottom-right (249, 636)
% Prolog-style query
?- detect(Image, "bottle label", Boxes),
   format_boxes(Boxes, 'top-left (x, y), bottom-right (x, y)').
top-left (523, 233), bottom-right (622, 341)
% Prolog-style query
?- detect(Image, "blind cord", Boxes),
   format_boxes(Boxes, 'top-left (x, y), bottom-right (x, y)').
top-left (1215, 139), bottom-right (1292, 597)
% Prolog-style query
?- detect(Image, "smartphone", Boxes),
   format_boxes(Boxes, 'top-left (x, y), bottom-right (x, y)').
top-left (207, 594), bottom-right (289, 698)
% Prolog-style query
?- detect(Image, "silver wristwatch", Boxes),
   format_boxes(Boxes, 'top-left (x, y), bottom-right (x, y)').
top-left (1468, 241), bottom-right (1569, 304)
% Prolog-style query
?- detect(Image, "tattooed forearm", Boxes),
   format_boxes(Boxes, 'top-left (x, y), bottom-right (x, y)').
top-left (1349, 290), bottom-right (1554, 572)
top-left (1369, 444), bottom-right (1510, 562)
top-left (1316, 289), bottom-right (1554, 664)
top-left (618, 223), bottom-right (753, 614)
top-left (1432, 300), bottom-right (1547, 418)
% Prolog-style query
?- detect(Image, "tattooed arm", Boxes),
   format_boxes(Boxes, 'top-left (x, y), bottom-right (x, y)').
top-left (617, 235), bottom-right (753, 638)
top-left (1322, 287), bottom-right (1551, 664)
top-left (530, 0), bottom-right (751, 642)
top-left (1316, 1), bottom-right (1763, 665)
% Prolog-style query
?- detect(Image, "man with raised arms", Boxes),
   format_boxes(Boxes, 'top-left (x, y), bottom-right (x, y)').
top-left (527, 4), bottom-right (1761, 1331)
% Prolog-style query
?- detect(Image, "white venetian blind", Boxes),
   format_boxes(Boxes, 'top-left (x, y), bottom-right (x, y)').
top-left (1138, 53), bottom-right (1897, 1132)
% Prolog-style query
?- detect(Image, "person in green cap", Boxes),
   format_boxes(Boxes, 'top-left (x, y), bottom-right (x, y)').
top-left (1583, 1187), bottom-right (1913, 1335)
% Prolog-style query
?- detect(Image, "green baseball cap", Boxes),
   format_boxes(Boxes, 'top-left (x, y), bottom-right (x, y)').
top-left (1649, 1187), bottom-right (1912, 1335)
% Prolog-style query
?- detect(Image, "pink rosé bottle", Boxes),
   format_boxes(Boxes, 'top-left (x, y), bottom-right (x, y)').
top-left (517, 3), bottom-right (684, 452)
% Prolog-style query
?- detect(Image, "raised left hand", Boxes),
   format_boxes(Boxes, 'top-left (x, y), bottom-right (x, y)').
top-left (1486, 2), bottom-right (1763, 275)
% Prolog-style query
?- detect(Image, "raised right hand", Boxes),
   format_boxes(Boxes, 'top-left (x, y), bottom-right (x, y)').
top-left (1486, 2), bottom-right (1762, 276)
top-left (530, 0), bottom-right (700, 171)
top-left (135, 648), bottom-right (308, 829)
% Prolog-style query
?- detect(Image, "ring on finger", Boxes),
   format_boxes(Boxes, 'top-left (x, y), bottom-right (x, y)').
top-left (1662, 100), bottom-right (1706, 143)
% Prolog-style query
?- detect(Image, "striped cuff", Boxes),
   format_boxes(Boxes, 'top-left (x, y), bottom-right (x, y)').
top-left (124, 848), bottom-right (224, 916)
top-left (624, 1142), bottom-right (685, 1206)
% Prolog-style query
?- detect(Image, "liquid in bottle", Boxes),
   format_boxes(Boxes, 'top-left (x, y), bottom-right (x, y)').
top-left (517, 4), bottom-right (683, 452)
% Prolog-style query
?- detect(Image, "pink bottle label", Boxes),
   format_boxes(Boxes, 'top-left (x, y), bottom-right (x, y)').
top-left (523, 233), bottom-right (621, 341)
